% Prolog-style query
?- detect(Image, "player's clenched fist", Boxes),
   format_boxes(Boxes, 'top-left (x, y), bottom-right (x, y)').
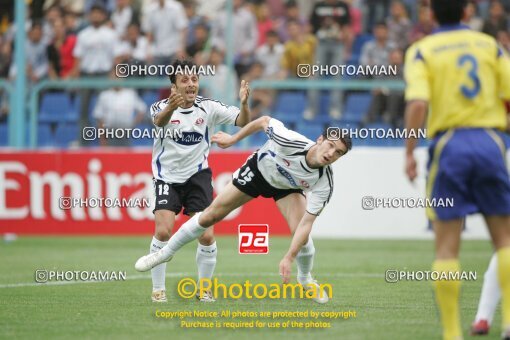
top-left (211, 131), bottom-right (235, 149)
top-left (168, 91), bottom-right (185, 112)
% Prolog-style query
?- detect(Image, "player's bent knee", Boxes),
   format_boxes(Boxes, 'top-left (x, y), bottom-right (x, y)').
top-left (199, 230), bottom-right (215, 246)
top-left (154, 222), bottom-right (172, 241)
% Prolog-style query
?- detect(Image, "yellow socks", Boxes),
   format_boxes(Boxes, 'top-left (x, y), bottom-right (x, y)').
top-left (432, 259), bottom-right (462, 340)
top-left (498, 247), bottom-right (510, 330)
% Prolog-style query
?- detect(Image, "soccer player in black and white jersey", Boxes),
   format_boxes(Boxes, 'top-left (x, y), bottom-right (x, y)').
top-left (147, 58), bottom-right (251, 302)
top-left (136, 115), bottom-right (351, 303)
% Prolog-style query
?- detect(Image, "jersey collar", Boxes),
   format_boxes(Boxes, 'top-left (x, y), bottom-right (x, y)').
top-left (433, 23), bottom-right (470, 34)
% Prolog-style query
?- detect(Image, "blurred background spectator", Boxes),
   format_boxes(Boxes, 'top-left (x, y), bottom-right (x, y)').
top-left (255, 29), bottom-right (284, 79)
top-left (360, 22), bottom-right (395, 69)
top-left (47, 18), bottom-right (76, 79)
top-left (93, 72), bottom-right (146, 147)
top-left (482, 0), bottom-right (508, 38)
top-left (114, 22), bottom-right (152, 67)
top-left (111, 0), bottom-right (135, 39)
top-left (210, 0), bottom-right (258, 77)
top-left (463, 0), bottom-right (484, 31)
top-left (386, 0), bottom-right (411, 50)
top-left (409, 4), bottom-right (435, 44)
top-left (142, 0), bottom-right (188, 65)
top-left (307, 0), bottom-right (351, 120)
top-left (274, 0), bottom-right (309, 43)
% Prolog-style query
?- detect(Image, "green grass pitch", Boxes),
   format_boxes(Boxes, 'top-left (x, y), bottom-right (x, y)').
top-left (0, 236), bottom-right (500, 339)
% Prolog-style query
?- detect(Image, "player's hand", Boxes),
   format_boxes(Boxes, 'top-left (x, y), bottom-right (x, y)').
top-left (168, 91), bottom-right (185, 112)
top-left (405, 153), bottom-right (418, 182)
top-left (239, 80), bottom-right (250, 105)
top-left (279, 256), bottom-right (292, 284)
top-left (211, 131), bottom-right (236, 149)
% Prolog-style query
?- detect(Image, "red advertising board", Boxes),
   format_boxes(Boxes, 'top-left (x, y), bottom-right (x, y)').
top-left (0, 150), bottom-right (290, 235)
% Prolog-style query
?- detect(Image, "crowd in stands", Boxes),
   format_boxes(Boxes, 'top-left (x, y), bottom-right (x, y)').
top-left (0, 0), bottom-right (510, 145)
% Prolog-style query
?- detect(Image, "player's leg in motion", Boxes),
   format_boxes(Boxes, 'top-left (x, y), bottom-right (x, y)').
top-left (195, 224), bottom-right (217, 302)
top-left (472, 253), bottom-right (500, 335)
top-left (149, 210), bottom-right (176, 302)
top-left (485, 216), bottom-right (510, 338)
top-left (135, 182), bottom-right (253, 271)
top-left (276, 193), bottom-right (328, 304)
top-left (432, 219), bottom-right (463, 340)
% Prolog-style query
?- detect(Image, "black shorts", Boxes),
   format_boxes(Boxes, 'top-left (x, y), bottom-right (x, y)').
top-left (233, 153), bottom-right (303, 201)
top-left (153, 168), bottom-right (213, 215)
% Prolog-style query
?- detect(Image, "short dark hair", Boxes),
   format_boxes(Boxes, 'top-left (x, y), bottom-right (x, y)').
top-left (169, 58), bottom-right (198, 84)
top-left (322, 129), bottom-right (353, 154)
top-left (431, 0), bottom-right (467, 25)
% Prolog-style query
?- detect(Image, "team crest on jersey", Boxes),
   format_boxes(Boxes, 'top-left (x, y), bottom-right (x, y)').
top-left (300, 180), bottom-right (310, 188)
top-left (173, 131), bottom-right (204, 145)
top-left (195, 118), bottom-right (204, 126)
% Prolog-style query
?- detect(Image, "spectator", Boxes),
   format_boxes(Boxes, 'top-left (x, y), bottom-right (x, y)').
top-left (308, 0), bottom-right (351, 119)
top-left (111, 0), bottom-right (134, 39)
top-left (63, 10), bottom-right (82, 34)
top-left (0, 34), bottom-right (11, 78)
top-left (42, 5), bottom-right (64, 43)
top-left (47, 19), bottom-right (77, 79)
top-left (482, 0), bottom-right (508, 38)
top-left (114, 22), bottom-right (152, 66)
top-left (241, 61), bottom-right (274, 119)
top-left (184, 0), bottom-right (208, 48)
top-left (409, 5), bottom-right (435, 44)
top-left (280, 20), bottom-right (316, 79)
top-left (93, 71), bottom-right (146, 147)
top-left (210, 0), bottom-right (258, 77)
top-left (255, 30), bottom-right (284, 79)
top-left (345, 0), bottom-right (363, 36)
top-left (9, 21), bottom-right (49, 83)
top-left (366, 0), bottom-right (391, 33)
top-left (72, 3), bottom-right (119, 143)
top-left (200, 47), bottom-right (238, 103)
top-left (386, 0), bottom-right (412, 50)
top-left (274, 0), bottom-right (309, 43)
top-left (463, 0), bottom-right (483, 31)
top-left (363, 48), bottom-right (405, 128)
top-left (360, 22), bottom-right (396, 68)
top-left (498, 30), bottom-right (510, 53)
top-left (256, 3), bottom-right (274, 47)
top-left (186, 23), bottom-right (209, 59)
top-left (143, 0), bottom-right (188, 65)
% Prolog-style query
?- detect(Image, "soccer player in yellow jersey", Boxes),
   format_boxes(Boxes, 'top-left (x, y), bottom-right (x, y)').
top-left (404, 1), bottom-right (510, 339)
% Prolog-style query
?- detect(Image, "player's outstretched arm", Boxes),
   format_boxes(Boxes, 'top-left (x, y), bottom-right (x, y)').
top-left (211, 115), bottom-right (271, 149)
top-left (279, 213), bottom-right (316, 284)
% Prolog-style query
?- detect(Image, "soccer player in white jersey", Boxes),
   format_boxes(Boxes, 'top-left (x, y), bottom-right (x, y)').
top-left (136, 115), bottom-right (351, 303)
top-left (148, 58), bottom-right (251, 302)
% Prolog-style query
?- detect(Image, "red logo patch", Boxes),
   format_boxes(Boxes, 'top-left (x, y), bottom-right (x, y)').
top-left (300, 180), bottom-right (310, 188)
top-left (170, 120), bottom-right (180, 125)
top-left (238, 224), bottom-right (269, 254)
top-left (195, 118), bottom-right (204, 126)
top-left (283, 159), bottom-right (291, 167)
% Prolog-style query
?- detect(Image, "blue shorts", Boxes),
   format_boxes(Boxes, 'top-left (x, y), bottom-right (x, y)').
top-left (427, 128), bottom-right (510, 221)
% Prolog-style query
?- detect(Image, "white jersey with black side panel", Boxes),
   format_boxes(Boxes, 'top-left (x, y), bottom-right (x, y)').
top-left (150, 95), bottom-right (240, 184)
top-left (256, 118), bottom-right (334, 216)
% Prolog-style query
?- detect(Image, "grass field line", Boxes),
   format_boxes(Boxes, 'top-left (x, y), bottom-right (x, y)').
top-left (0, 272), bottom-right (382, 289)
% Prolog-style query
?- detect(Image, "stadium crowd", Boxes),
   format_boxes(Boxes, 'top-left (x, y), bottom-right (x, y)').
top-left (0, 0), bottom-right (509, 141)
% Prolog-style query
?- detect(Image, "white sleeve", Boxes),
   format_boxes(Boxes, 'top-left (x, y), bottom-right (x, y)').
top-left (134, 92), bottom-right (147, 113)
top-left (264, 118), bottom-right (310, 154)
top-left (93, 92), bottom-right (107, 120)
top-left (206, 100), bottom-right (240, 126)
top-left (149, 100), bottom-right (166, 125)
top-left (72, 31), bottom-right (85, 58)
top-left (174, 2), bottom-right (189, 30)
top-left (306, 166), bottom-right (334, 216)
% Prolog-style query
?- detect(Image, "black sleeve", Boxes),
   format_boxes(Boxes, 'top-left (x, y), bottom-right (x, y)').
top-left (310, 3), bottom-right (321, 34)
top-left (47, 44), bottom-right (60, 76)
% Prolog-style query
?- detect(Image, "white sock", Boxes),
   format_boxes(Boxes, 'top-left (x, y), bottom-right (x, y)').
top-left (475, 253), bottom-right (501, 324)
top-left (196, 242), bottom-right (217, 282)
top-left (296, 237), bottom-right (315, 285)
top-left (150, 236), bottom-right (168, 292)
top-left (161, 212), bottom-right (207, 258)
